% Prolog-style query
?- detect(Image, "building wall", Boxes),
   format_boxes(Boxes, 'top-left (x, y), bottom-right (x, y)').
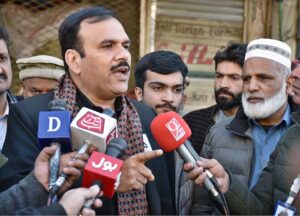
top-left (0, 0), bottom-right (140, 93)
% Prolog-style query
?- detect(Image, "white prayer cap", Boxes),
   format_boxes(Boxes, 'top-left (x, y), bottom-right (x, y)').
top-left (17, 55), bottom-right (65, 81)
top-left (245, 38), bottom-right (291, 69)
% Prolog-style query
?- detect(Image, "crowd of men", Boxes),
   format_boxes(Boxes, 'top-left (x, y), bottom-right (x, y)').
top-left (1, 5), bottom-right (300, 216)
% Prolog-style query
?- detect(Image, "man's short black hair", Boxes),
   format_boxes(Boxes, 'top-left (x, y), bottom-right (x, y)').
top-left (134, 50), bottom-right (188, 89)
top-left (0, 26), bottom-right (10, 51)
top-left (214, 42), bottom-right (247, 71)
top-left (59, 6), bottom-right (116, 72)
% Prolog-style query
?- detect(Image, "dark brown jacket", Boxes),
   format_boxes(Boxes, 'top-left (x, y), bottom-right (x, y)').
top-left (183, 105), bottom-right (218, 154)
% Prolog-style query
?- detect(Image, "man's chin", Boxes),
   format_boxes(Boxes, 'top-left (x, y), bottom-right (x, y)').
top-left (218, 102), bottom-right (239, 110)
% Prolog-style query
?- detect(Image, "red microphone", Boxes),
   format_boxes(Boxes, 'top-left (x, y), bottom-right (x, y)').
top-left (150, 111), bottom-right (223, 205)
top-left (82, 138), bottom-right (127, 199)
top-left (150, 111), bottom-right (191, 152)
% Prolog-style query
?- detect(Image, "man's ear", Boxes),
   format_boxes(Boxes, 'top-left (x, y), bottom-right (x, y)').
top-left (65, 49), bottom-right (81, 75)
top-left (286, 75), bottom-right (295, 96)
top-left (135, 87), bottom-right (143, 102)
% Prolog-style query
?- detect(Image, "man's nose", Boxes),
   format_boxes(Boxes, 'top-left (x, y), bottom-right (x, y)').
top-left (247, 78), bottom-right (259, 92)
top-left (115, 46), bottom-right (130, 62)
top-left (220, 76), bottom-right (230, 89)
top-left (162, 89), bottom-right (174, 102)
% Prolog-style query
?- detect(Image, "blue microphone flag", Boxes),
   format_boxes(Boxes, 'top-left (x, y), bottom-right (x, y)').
top-left (38, 110), bottom-right (72, 152)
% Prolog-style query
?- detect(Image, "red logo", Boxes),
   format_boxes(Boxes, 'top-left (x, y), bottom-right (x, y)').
top-left (77, 111), bottom-right (105, 134)
top-left (106, 128), bottom-right (117, 144)
top-left (165, 117), bottom-right (185, 141)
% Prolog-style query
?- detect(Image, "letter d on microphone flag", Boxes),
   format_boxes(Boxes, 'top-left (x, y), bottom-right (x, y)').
top-left (38, 110), bottom-right (72, 152)
top-left (82, 151), bottom-right (123, 198)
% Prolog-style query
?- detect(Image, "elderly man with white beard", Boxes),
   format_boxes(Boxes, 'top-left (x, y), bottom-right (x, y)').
top-left (190, 38), bottom-right (294, 215)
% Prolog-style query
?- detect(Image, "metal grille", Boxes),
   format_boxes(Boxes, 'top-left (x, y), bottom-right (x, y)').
top-left (0, 0), bottom-right (140, 93)
top-left (157, 0), bottom-right (244, 22)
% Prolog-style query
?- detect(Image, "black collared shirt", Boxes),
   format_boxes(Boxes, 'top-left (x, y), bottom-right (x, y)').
top-left (76, 89), bottom-right (123, 118)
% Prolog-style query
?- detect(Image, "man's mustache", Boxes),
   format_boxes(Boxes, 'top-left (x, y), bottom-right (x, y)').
top-left (111, 61), bottom-right (130, 71)
top-left (215, 88), bottom-right (235, 98)
top-left (155, 103), bottom-right (176, 111)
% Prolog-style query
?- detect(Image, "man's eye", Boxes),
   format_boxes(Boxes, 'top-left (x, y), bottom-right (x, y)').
top-left (231, 76), bottom-right (241, 80)
top-left (103, 44), bottom-right (112, 49)
top-left (123, 44), bottom-right (130, 50)
top-left (259, 76), bottom-right (268, 80)
top-left (0, 56), bottom-right (7, 62)
top-left (152, 86), bottom-right (162, 91)
top-left (31, 89), bottom-right (40, 94)
top-left (174, 88), bottom-right (183, 93)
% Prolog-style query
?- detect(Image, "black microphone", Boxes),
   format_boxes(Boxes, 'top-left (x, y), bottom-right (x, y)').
top-left (38, 99), bottom-right (71, 191)
top-left (48, 100), bottom-right (69, 190)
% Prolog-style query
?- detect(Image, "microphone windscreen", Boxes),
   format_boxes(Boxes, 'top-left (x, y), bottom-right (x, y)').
top-left (48, 99), bottom-right (68, 111)
top-left (150, 111), bottom-right (191, 152)
top-left (105, 138), bottom-right (128, 159)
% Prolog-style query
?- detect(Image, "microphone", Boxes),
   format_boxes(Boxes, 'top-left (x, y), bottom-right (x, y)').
top-left (48, 107), bottom-right (117, 198)
top-left (70, 107), bottom-right (117, 152)
top-left (150, 111), bottom-right (223, 205)
top-left (37, 99), bottom-right (72, 151)
top-left (285, 174), bottom-right (300, 206)
top-left (37, 99), bottom-right (72, 190)
top-left (82, 137), bottom-right (127, 208)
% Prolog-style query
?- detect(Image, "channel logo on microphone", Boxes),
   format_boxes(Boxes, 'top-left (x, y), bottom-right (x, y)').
top-left (165, 117), bottom-right (185, 141)
top-left (82, 151), bottom-right (123, 198)
top-left (38, 110), bottom-right (71, 150)
top-left (77, 111), bottom-right (105, 134)
top-left (70, 107), bottom-right (117, 152)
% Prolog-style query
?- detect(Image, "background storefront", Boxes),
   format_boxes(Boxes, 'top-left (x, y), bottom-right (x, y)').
top-left (1, 0), bottom-right (299, 112)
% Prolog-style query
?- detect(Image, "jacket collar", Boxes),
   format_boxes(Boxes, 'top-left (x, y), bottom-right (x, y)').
top-left (291, 112), bottom-right (300, 126)
top-left (209, 104), bottom-right (220, 121)
top-left (226, 105), bottom-right (249, 136)
top-left (6, 90), bottom-right (17, 104)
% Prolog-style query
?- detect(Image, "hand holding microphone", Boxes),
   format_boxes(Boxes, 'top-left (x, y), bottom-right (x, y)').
top-left (59, 185), bottom-right (103, 216)
top-left (36, 146), bottom-right (102, 216)
top-left (184, 159), bottom-right (230, 193)
top-left (150, 112), bottom-right (226, 208)
top-left (33, 145), bottom-right (89, 193)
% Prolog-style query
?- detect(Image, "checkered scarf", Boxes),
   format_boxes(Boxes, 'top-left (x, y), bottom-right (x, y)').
top-left (54, 73), bottom-right (148, 215)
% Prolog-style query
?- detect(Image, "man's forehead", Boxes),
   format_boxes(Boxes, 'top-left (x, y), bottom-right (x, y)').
top-left (79, 17), bottom-right (128, 39)
top-left (145, 70), bottom-right (184, 84)
top-left (244, 57), bottom-right (283, 73)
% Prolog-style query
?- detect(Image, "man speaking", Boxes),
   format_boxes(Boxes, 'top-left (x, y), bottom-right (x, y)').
top-left (0, 7), bottom-right (174, 215)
